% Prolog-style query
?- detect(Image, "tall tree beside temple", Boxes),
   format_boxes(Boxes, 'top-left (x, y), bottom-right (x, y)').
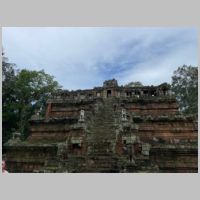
top-left (15, 69), bottom-right (62, 139)
top-left (2, 51), bottom-right (19, 144)
top-left (171, 65), bottom-right (198, 117)
top-left (2, 52), bottom-right (62, 143)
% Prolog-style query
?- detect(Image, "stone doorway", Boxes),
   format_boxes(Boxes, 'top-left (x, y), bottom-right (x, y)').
top-left (107, 90), bottom-right (112, 97)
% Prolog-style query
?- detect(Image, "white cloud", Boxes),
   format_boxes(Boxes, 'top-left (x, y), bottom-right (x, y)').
top-left (118, 38), bottom-right (197, 86)
top-left (2, 27), bottom-right (198, 89)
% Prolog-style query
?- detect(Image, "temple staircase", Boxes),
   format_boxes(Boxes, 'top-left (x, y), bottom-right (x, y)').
top-left (85, 98), bottom-right (119, 172)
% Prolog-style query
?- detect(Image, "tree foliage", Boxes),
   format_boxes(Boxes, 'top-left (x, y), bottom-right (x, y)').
top-left (171, 65), bottom-right (198, 116)
top-left (15, 69), bottom-right (62, 139)
top-left (2, 51), bottom-right (19, 144)
top-left (2, 52), bottom-right (62, 143)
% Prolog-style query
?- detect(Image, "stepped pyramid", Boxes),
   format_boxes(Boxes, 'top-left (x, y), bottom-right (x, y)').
top-left (4, 79), bottom-right (198, 173)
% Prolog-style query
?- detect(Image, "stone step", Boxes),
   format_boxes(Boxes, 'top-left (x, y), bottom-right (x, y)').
top-left (89, 135), bottom-right (115, 138)
top-left (89, 130), bottom-right (116, 134)
top-left (88, 138), bottom-right (116, 141)
top-left (90, 130), bottom-right (116, 133)
top-left (95, 115), bottom-right (115, 118)
top-left (94, 122), bottom-right (116, 124)
top-left (88, 157), bottom-right (117, 161)
top-left (87, 165), bottom-right (117, 170)
top-left (90, 128), bottom-right (115, 135)
top-left (83, 168), bottom-right (119, 173)
top-left (88, 159), bottom-right (117, 163)
top-left (90, 127), bottom-right (116, 130)
top-left (88, 147), bottom-right (114, 150)
top-left (90, 126), bottom-right (115, 129)
top-left (87, 160), bottom-right (118, 165)
top-left (87, 126), bottom-right (117, 130)
top-left (92, 121), bottom-right (115, 124)
top-left (90, 123), bottom-right (116, 126)
top-left (93, 122), bottom-right (115, 124)
top-left (89, 148), bottom-right (114, 151)
top-left (91, 122), bottom-right (116, 125)
top-left (94, 115), bottom-right (115, 117)
top-left (90, 129), bottom-right (116, 132)
top-left (88, 150), bottom-right (114, 153)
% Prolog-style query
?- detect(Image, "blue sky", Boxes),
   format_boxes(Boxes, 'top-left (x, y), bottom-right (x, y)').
top-left (2, 27), bottom-right (198, 90)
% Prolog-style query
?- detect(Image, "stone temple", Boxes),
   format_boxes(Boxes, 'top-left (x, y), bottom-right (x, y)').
top-left (5, 79), bottom-right (198, 172)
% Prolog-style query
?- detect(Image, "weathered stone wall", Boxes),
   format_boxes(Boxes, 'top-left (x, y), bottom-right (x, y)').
top-left (150, 145), bottom-right (198, 172)
top-left (28, 118), bottom-right (82, 142)
top-left (126, 102), bottom-right (178, 115)
top-left (4, 80), bottom-right (198, 173)
top-left (132, 117), bottom-right (197, 143)
top-left (5, 145), bottom-right (58, 172)
top-left (46, 101), bottom-right (96, 118)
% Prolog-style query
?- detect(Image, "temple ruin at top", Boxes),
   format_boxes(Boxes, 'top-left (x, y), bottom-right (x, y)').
top-left (5, 79), bottom-right (198, 173)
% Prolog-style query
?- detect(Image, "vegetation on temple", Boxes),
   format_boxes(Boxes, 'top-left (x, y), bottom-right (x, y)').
top-left (171, 65), bottom-right (198, 117)
top-left (2, 52), bottom-right (61, 144)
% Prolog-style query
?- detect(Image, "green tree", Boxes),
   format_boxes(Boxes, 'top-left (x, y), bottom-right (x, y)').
top-left (125, 81), bottom-right (143, 87)
top-left (14, 69), bottom-right (62, 139)
top-left (2, 51), bottom-right (62, 143)
top-left (171, 65), bottom-right (198, 116)
top-left (2, 51), bottom-right (19, 144)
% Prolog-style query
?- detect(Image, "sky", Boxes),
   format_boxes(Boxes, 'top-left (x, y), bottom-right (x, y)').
top-left (2, 27), bottom-right (198, 90)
